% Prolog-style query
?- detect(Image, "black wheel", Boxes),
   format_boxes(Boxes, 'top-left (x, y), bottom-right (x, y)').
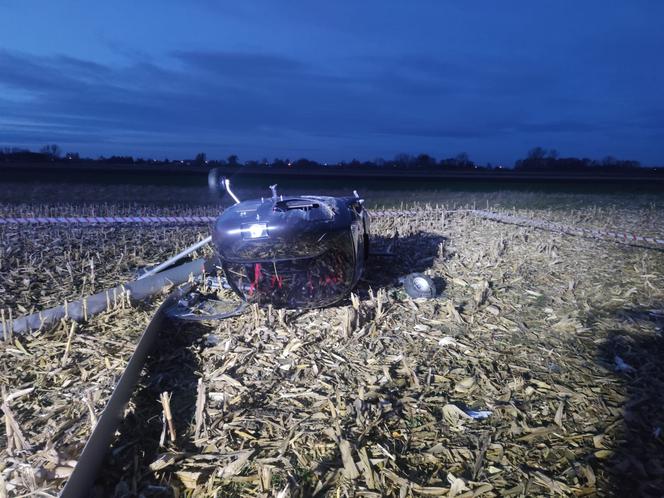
top-left (403, 273), bottom-right (436, 299)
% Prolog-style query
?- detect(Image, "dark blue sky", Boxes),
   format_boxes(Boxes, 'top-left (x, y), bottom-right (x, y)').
top-left (1, 1), bottom-right (663, 164)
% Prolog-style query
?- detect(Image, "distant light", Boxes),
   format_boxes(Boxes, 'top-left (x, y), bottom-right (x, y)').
top-left (205, 160), bottom-right (209, 164)
top-left (288, 162), bottom-right (292, 166)
top-left (180, 160), bottom-right (184, 164)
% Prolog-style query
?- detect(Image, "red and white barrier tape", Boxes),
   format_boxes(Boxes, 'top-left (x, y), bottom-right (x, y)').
top-left (1, 209), bottom-right (662, 247)
top-left (0, 210), bottom-right (434, 225)
top-left (0, 215), bottom-right (217, 225)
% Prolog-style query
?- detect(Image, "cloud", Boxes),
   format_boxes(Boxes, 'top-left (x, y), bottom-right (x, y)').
top-left (513, 120), bottom-right (606, 134)
top-left (173, 50), bottom-right (305, 78)
top-left (0, 47), bottom-right (661, 162)
top-left (0, 49), bottom-right (390, 142)
top-left (0, 50), bottom-right (77, 92)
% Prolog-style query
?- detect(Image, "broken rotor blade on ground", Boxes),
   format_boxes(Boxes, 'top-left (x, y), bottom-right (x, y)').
top-left (59, 289), bottom-right (185, 498)
top-left (4, 258), bottom-right (211, 337)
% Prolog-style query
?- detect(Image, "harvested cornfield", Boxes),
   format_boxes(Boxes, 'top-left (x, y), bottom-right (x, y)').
top-left (0, 221), bottom-right (215, 311)
top-left (1, 198), bottom-right (664, 497)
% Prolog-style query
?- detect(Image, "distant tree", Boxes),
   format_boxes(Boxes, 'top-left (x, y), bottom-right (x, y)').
top-left (416, 153), bottom-right (436, 168)
top-left (293, 158), bottom-right (320, 169)
top-left (602, 156), bottom-right (617, 167)
top-left (600, 156), bottom-right (639, 169)
top-left (395, 153), bottom-right (414, 168)
top-left (105, 155), bottom-right (134, 164)
top-left (40, 144), bottom-right (61, 158)
top-left (195, 152), bottom-right (207, 165)
top-left (516, 147), bottom-right (549, 170)
top-left (455, 152), bottom-right (472, 167)
top-left (0, 145), bottom-right (649, 175)
top-left (528, 147), bottom-right (547, 160)
top-left (438, 152), bottom-right (474, 170)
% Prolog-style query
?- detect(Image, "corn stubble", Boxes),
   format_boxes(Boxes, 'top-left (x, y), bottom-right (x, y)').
top-left (1, 199), bottom-right (663, 497)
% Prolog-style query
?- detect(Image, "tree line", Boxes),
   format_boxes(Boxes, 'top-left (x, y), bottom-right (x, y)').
top-left (0, 145), bottom-right (654, 172)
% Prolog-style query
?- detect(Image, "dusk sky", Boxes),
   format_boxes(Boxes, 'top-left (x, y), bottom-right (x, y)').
top-left (1, 1), bottom-right (663, 165)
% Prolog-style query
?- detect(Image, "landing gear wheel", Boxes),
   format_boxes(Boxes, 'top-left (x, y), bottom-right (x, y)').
top-left (402, 273), bottom-right (436, 299)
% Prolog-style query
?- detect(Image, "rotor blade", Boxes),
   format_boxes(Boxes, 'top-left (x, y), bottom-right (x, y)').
top-left (59, 289), bottom-right (185, 498)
